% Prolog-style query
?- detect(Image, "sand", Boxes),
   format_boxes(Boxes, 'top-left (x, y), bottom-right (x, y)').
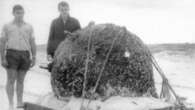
top-left (0, 51), bottom-right (195, 110)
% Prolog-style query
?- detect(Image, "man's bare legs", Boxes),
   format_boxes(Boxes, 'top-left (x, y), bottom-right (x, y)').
top-left (6, 68), bottom-right (27, 109)
top-left (16, 70), bottom-right (27, 107)
top-left (6, 68), bottom-right (17, 110)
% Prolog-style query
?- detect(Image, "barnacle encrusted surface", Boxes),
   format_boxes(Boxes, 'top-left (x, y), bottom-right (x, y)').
top-left (50, 24), bottom-right (158, 99)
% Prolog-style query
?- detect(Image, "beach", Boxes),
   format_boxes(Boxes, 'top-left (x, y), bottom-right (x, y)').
top-left (0, 47), bottom-right (195, 110)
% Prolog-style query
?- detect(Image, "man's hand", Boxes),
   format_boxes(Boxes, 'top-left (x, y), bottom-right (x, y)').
top-left (64, 30), bottom-right (75, 36)
top-left (47, 54), bottom-right (53, 62)
top-left (30, 57), bottom-right (36, 68)
top-left (64, 30), bottom-right (71, 35)
top-left (1, 58), bottom-right (8, 68)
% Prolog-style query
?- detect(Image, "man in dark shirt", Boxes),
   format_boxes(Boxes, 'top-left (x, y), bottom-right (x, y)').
top-left (47, 1), bottom-right (81, 60)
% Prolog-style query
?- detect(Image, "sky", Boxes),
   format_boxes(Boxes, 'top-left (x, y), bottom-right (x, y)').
top-left (0, 0), bottom-right (195, 44)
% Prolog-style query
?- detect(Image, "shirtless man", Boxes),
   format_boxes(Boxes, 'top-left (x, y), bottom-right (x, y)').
top-left (0, 5), bottom-right (36, 110)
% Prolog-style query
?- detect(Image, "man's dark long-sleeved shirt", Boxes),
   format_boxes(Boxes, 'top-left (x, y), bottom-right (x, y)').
top-left (47, 16), bottom-right (81, 57)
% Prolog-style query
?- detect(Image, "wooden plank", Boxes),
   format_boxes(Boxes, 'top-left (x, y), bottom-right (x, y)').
top-left (24, 102), bottom-right (54, 110)
top-left (150, 106), bottom-right (194, 110)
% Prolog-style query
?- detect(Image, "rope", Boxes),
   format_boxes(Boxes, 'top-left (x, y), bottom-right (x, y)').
top-left (92, 35), bottom-right (119, 94)
top-left (91, 28), bottom-right (126, 95)
top-left (148, 51), bottom-right (184, 105)
top-left (79, 30), bottom-right (93, 110)
top-left (85, 28), bottom-right (125, 109)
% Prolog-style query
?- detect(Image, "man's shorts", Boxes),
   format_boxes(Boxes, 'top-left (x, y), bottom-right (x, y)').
top-left (6, 49), bottom-right (31, 71)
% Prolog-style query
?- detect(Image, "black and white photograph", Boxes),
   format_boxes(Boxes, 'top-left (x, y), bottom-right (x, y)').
top-left (0, 0), bottom-right (195, 110)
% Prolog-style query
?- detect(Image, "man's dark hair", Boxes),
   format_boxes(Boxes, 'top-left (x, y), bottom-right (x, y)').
top-left (12, 4), bottom-right (24, 13)
top-left (58, 1), bottom-right (69, 10)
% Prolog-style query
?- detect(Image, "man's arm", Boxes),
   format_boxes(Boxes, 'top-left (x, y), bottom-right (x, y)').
top-left (29, 37), bottom-right (36, 59)
top-left (0, 25), bottom-right (8, 67)
top-left (0, 25), bottom-right (8, 60)
top-left (47, 20), bottom-right (55, 56)
top-left (29, 27), bottom-right (36, 67)
top-left (0, 37), bottom-right (7, 60)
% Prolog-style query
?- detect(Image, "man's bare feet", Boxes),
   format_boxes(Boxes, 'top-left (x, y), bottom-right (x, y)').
top-left (8, 105), bottom-right (14, 110)
top-left (16, 105), bottom-right (24, 110)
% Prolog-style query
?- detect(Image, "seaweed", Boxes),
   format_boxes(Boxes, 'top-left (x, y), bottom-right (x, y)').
top-left (50, 23), bottom-right (158, 99)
